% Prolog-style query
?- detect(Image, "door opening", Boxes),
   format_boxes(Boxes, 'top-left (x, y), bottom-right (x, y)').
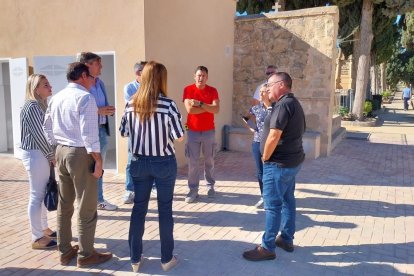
top-left (0, 60), bottom-right (13, 154)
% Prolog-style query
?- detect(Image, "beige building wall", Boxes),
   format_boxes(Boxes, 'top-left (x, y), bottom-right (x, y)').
top-left (0, 0), bottom-right (146, 173)
top-left (144, 0), bottom-right (236, 166)
top-left (0, 0), bottom-right (236, 171)
top-left (0, 0), bottom-right (145, 64)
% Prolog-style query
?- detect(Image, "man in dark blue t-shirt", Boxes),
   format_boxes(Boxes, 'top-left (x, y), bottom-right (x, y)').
top-left (243, 72), bottom-right (306, 261)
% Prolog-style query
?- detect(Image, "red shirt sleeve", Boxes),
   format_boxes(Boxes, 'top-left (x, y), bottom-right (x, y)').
top-left (183, 85), bottom-right (193, 102)
top-left (212, 87), bottom-right (219, 101)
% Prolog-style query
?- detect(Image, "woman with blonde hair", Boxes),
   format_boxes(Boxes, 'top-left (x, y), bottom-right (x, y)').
top-left (20, 74), bottom-right (57, 249)
top-left (120, 61), bottom-right (185, 272)
top-left (242, 84), bottom-right (272, 209)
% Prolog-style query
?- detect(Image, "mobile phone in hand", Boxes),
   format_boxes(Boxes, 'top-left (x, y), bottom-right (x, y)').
top-left (241, 115), bottom-right (249, 124)
top-left (241, 115), bottom-right (258, 132)
top-left (90, 161), bottom-right (104, 175)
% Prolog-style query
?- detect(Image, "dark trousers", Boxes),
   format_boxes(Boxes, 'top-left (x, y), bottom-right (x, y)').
top-left (251, 142), bottom-right (263, 194)
top-left (404, 97), bottom-right (410, 110)
top-left (129, 155), bottom-right (177, 263)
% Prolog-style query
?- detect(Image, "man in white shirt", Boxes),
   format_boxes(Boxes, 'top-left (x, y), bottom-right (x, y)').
top-left (43, 62), bottom-right (112, 267)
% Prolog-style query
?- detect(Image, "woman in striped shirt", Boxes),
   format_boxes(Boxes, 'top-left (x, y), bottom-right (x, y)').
top-left (119, 61), bottom-right (184, 273)
top-left (20, 74), bottom-right (57, 250)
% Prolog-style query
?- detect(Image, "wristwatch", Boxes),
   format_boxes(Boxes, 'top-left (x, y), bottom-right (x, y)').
top-left (199, 101), bottom-right (204, 107)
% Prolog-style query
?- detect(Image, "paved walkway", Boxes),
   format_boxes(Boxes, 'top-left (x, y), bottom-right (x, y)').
top-left (1, 95), bottom-right (414, 275)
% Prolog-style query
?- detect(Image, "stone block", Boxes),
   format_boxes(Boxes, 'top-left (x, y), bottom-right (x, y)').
top-left (228, 127), bottom-right (253, 152)
top-left (291, 39), bottom-right (309, 51)
top-left (233, 6), bottom-right (339, 158)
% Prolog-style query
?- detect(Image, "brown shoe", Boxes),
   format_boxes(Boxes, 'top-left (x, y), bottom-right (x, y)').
top-left (275, 235), bottom-right (294, 252)
top-left (77, 250), bottom-right (112, 268)
top-left (243, 245), bottom-right (276, 261)
top-left (32, 236), bottom-right (57, 250)
top-left (60, 245), bottom-right (79, 265)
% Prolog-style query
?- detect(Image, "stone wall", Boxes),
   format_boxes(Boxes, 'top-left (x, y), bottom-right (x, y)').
top-left (233, 6), bottom-right (339, 156)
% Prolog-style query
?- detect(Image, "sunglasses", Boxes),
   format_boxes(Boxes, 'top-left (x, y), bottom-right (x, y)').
top-left (265, 71), bottom-right (275, 76)
top-left (264, 80), bottom-right (283, 88)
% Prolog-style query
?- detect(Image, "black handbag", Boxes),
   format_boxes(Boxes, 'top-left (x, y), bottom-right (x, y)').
top-left (44, 165), bottom-right (58, 211)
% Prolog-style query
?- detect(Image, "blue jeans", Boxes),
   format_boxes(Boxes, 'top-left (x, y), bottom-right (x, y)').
top-left (251, 142), bottom-right (263, 195)
top-left (129, 155), bottom-right (177, 263)
top-left (261, 162), bottom-right (302, 252)
top-left (97, 127), bottom-right (108, 203)
top-left (403, 97), bottom-right (410, 110)
top-left (125, 152), bottom-right (133, 192)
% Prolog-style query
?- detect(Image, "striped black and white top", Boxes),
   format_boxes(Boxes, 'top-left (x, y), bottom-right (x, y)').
top-left (20, 100), bottom-right (54, 161)
top-left (119, 95), bottom-right (185, 156)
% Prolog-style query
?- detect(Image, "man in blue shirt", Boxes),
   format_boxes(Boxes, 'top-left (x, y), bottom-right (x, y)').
top-left (402, 84), bottom-right (412, 111)
top-left (124, 62), bottom-right (146, 102)
top-left (79, 52), bottom-right (117, 211)
top-left (123, 61), bottom-right (146, 204)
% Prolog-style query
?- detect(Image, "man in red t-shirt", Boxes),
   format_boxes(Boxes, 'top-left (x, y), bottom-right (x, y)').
top-left (182, 66), bottom-right (220, 203)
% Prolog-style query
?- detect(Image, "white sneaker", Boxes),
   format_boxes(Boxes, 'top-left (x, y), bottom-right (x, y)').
top-left (151, 186), bottom-right (157, 197)
top-left (131, 255), bottom-right (143, 273)
top-left (185, 190), bottom-right (199, 203)
top-left (97, 200), bottom-right (118, 211)
top-left (161, 256), bottom-right (178, 272)
top-left (123, 191), bottom-right (135, 204)
top-left (255, 197), bottom-right (264, 209)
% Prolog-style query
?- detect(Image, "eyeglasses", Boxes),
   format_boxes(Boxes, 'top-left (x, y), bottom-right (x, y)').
top-left (264, 80), bottom-right (283, 88)
top-left (87, 74), bottom-right (95, 80)
top-left (265, 71), bottom-right (275, 76)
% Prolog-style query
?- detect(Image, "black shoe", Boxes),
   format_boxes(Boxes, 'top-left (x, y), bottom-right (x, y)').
top-left (243, 245), bottom-right (276, 261)
top-left (45, 231), bottom-right (57, 240)
top-left (275, 235), bottom-right (294, 252)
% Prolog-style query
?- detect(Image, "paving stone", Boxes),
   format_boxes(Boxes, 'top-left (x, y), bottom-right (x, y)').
top-left (1, 95), bottom-right (414, 275)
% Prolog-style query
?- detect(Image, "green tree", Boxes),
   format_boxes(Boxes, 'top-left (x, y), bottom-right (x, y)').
top-left (237, 0), bottom-right (414, 119)
top-left (288, 0), bottom-right (413, 119)
top-left (236, 0), bottom-right (275, 14)
top-left (387, 45), bottom-right (414, 88)
top-left (346, 0), bottom-right (413, 119)
top-left (285, 0), bottom-right (334, 9)
top-left (402, 12), bottom-right (414, 50)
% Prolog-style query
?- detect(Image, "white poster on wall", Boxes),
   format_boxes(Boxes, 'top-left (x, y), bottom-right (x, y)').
top-left (9, 57), bottom-right (28, 159)
top-left (33, 56), bottom-right (75, 95)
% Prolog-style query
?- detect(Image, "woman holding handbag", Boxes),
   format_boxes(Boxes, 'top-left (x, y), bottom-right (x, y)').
top-left (20, 74), bottom-right (57, 249)
top-left (119, 61), bottom-right (185, 272)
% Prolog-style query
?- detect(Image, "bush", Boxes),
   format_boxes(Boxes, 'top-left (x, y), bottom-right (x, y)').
top-left (381, 90), bottom-right (392, 100)
top-left (338, 106), bottom-right (349, 117)
top-left (363, 100), bottom-right (373, 117)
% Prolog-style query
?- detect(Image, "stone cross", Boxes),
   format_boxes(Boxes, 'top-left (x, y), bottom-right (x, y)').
top-left (272, 1), bottom-right (282, 12)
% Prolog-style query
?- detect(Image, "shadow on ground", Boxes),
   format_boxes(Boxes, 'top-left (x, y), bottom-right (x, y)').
top-left (5, 239), bottom-right (407, 275)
